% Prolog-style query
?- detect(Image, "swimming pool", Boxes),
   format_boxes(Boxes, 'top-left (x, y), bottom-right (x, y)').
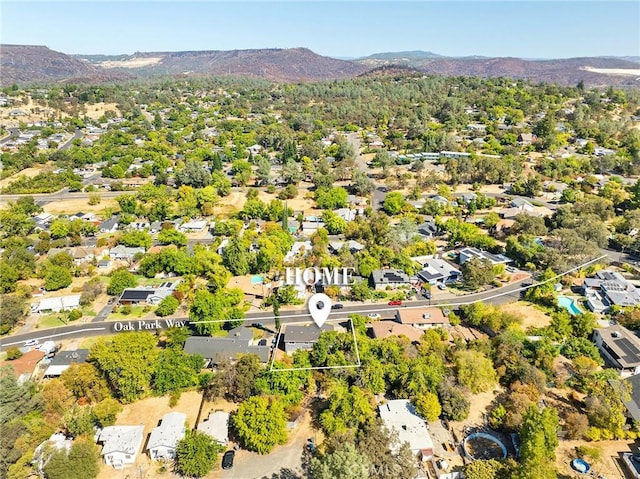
top-left (250, 275), bottom-right (264, 285)
top-left (558, 296), bottom-right (582, 315)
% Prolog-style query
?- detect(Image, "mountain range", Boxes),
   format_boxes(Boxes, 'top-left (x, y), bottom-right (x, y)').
top-left (1, 45), bottom-right (638, 87)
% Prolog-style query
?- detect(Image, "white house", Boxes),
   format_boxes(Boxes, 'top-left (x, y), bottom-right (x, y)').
top-left (147, 412), bottom-right (186, 461)
top-left (197, 411), bottom-right (230, 446)
top-left (31, 295), bottom-right (81, 314)
top-left (97, 425), bottom-right (145, 469)
top-left (32, 433), bottom-right (73, 474)
top-left (379, 399), bottom-right (434, 460)
top-left (107, 245), bottom-right (146, 261)
top-left (180, 220), bottom-right (208, 233)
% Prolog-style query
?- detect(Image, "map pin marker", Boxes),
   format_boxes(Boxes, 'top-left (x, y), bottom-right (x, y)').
top-left (308, 293), bottom-right (332, 328)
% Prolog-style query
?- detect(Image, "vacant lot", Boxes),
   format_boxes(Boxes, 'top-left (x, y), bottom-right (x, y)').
top-left (43, 197), bottom-right (118, 215)
top-left (499, 301), bottom-right (552, 330)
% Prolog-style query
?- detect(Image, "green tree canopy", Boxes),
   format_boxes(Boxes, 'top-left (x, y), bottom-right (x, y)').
top-left (232, 396), bottom-right (287, 454)
top-left (175, 430), bottom-right (222, 478)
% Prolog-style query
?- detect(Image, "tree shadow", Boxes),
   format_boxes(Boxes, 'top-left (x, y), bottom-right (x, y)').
top-left (259, 468), bottom-right (303, 479)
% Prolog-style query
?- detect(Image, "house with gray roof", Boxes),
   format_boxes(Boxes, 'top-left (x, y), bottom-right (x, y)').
top-left (416, 258), bottom-right (461, 285)
top-left (583, 270), bottom-right (640, 313)
top-left (197, 411), bottom-right (229, 446)
top-left (593, 325), bottom-right (640, 376)
top-left (371, 269), bottom-right (411, 291)
top-left (43, 349), bottom-right (89, 378)
top-left (107, 245), bottom-right (145, 261)
top-left (458, 247), bottom-right (512, 265)
top-left (284, 325), bottom-right (335, 353)
top-left (97, 425), bottom-right (145, 469)
top-left (147, 412), bottom-right (186, 461)
top-left (184, 327), bottom-right (271, 364)
top-left (99, 216), bottom-right (120, 234)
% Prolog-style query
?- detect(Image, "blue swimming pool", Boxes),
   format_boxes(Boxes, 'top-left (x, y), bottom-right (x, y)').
top-left (558, 296), bottom-right (582, 315)
top-left (251, 275), bottom-right (264, 285)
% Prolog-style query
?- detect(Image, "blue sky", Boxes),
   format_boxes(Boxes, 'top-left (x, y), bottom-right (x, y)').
top-left (2, 1), bottom-right (639, 58)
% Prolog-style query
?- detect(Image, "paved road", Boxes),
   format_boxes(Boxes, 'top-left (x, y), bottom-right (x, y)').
top-left (0, 278), bottom-right (530, 350)
top-left (0, 127), bottom-right (20, 144)
top-left (59, 130), bottom-right (83, 151)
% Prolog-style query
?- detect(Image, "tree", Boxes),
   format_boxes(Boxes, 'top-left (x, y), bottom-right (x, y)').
top-left (61, 363), bottom-right (110, 403)
top-left (315, 187), bottom-right (348, 209)
top-left (157, 229), bottom-right (188, 247)
top-left (320, 384), bottom-right (376, 436)
top-left (455, 350), bottom-right (498, 394)
top-left (152, 349), bottom-right (204, 395)
top-left (382, 192), bottom-right (406, 215)
top-left (461, 257), bottom-right (494, 289)
top-left (189, 287), bottom-right (246, 334)
top-left (413, 392), bottom-right (441, 421)
top-left (43, 438), bottom-right (100, 479)
top-left (463, 459), bottom-right (513, 479)
top-left (44, 266), bottom-right (72, 291)
top-left (0, 295), bottom-right (26, 334)
top-left (310, 443), bottom-right (371, 479)
top-left (176, 159), bottom-right (212, 188)
top-left (222, 238), bottom-right (250, 275)
top-left (356, 420), bottom-right (417, 479)
top-left (93, 398), bottom-right (123, 427)
top-left (322, 210), bottom-right (347, 235)
top-left (515, 406), bottom-right (559, 479)
top-left (175, 430), bottom-right (222, 478)
top-left (156, 295), bottom-right (180, 317)
top-left (232, 160), bottom-right (252, 186)
top-left (204, 354), bottom-right (262, 402)
top-left (107, 268), bottom-right (137, 296)
top-left (89, 332), bottom-right (159, 402)
top-left (438, 380), bottom-right (470, 421)
top-left (351, 169), bottom-right (374, 195)
top-left (119, 230), bottom-right (152, 249)
top-left (232, 396), bottom-right (287, 454)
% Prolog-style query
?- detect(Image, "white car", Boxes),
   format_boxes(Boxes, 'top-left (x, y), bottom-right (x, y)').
top-left (367, 313), bottom-right (381, 320)
top-left (24, 339), bottom-right (39, 347)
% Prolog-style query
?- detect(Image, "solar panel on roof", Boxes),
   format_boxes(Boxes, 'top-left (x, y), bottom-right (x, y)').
top-left (615, 337), bottom-right (640, 363)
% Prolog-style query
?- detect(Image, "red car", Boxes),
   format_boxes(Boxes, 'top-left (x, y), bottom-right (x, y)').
top-left (388, 300), bottom-right (402, 306)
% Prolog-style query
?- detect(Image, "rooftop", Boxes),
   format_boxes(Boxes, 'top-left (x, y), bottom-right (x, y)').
top-left (396, 308), bottom-right (447, 325)
top-left (98, 425), bottom-right (145, 456)
top-left (370, 321), bottom-right (423, 342)
top-left (378, 399), bottom-right (434, 456)
top-left (148, 412), bottom-right (186, 450)
top-left (596, 325), bottom-right (640, 368)
top-left (284, 325), bottom-right (334, 343)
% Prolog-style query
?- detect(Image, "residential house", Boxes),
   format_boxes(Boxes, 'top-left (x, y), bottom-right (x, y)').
top-left (440, 151), bottom-right (471, 160)
top-left (396, 308), bottom-right (449, 330)
top-left (99, 216), bottom-right (120, 234)
top-left (179, 220), bottom-right (208, 233)
top-left (1, 349), bottom-right (46, 384)
top-left (416, 258), bottom-right (461, 285)
top-left (197, 411), bottom-right (230, 446)
top-left (583, 270), bottom-right (640, 313)
top-left (369, 321), bottom-right (423, 342)
top-left (184, 327), bottom-right (271, 364)
top-left (69, 247), bottom-right (95, 265)
top-left (43, 349), bottom-right (89, 378)
top-left (378, 399), bottom-right (435, 460)
top-left (371, 269), bottom-right (411, 291)
top-left (610, 373), bottom-right (640, 426)
top-left (147, 412), bottom-right (186, 461)
top-left (32, 433), bottom-right (73, 474)
top-left (227, 275), bottom-right (272, 303)
top-left (118, 281), bottom-right (180, 305)
top-left (284, 241), bottom-right (312, 263)
top-left (458, 247), bottom-right (511, 265)
top-left (517, 133), bottom-right (537, 145)
top-left (301, 221), bottom-right (325, 236)
top-left (98, 259), bottom-right (113, 270)
top-left (97, 425), bottom-right (145, 469)
top-left (328, 240), bottom-right (365, 254)
top-left (31, 295), bottom-right (81, 313)
top-left (416, 220), bottom-right (439, 239)
top-left (284, 325), bottom-right (335, 354)
top-left (334, 208), bottom-right (359, 222)
top-left (593, 325), bottom-right (640, 376)
top-left (107, 245), bottom-right (145, 261)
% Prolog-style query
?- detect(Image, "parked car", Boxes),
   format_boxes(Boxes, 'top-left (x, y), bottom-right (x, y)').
top-left (437, 283), bottom-right (447, 290)
top-left (506, 266), bottom-right (516, 273)
top-left (24, 339), bottom-right (39, 347)
top-left (423, 291), bottom-right (431, 299)
top-left (367, 313), bottom-right (381, 319)
top-left (331, 303), bottom-right (344, 310)
top-left (251, 322), bottom-right (264, 328)
top-left (388, 300), bottom-right (402, 306)
top-left (222, 450), bottom-right (235, 470)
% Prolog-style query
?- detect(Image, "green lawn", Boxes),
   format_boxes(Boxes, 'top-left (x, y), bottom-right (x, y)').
top-left (109, 305), bottom-right (153, 320)
top-left (36, 314), bottom-right (70, 329)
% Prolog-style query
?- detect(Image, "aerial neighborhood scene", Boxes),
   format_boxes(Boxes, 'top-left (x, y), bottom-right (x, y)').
top-left (1, 1), bottom-right (640, 479)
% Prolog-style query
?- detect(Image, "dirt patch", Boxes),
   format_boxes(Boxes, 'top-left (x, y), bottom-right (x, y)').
top-left (100, 58), bottom-right (163, 69)
top-left (556, 439), bottom-right (634, 479)
top-left (43, 197), bottom-right (118, 214)
top-left (0, 165), bottom-right (51, 188)
top-left (449, 387), bottom-right (501, 442)
top-left (83, 102), bottom-right (121, 120)
top-left (96, 391), bottom-right (204, 479)
top-left (499, 301), bottom-right (552, 330)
